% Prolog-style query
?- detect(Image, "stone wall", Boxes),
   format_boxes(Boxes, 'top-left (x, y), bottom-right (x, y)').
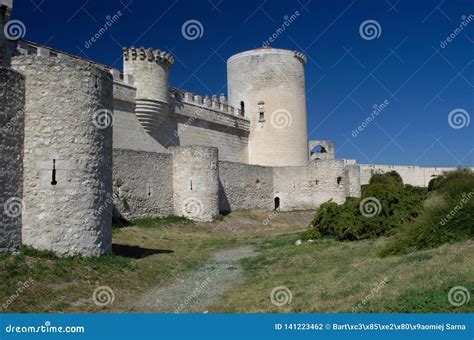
top-left (0, 67), bottom-right (24, 252)
top-left (11, 55), bottom-right (113, 257)
top-left (273, 160), bottom-right (349, 211)
top-left (112, 149), bottom-right (173, 220)
top-left (359, 164), bottom-right (473, 187)
top-left (171, 146), bottom-right (219, 221)
top-left (218, 161), bottom-right (273, 212)
top-left (112, 82), bottom-right (168, 154)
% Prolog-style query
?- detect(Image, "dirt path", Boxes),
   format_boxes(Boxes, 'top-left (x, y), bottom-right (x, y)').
top-left (132, 246), bottom-right (256, 313)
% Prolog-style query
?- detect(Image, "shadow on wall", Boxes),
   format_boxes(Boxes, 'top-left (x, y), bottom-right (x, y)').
top-left (218, 180), bottom-right (231, 213)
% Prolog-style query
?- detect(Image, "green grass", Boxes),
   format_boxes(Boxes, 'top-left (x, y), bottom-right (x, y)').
top-left (131, 215), bottom-right (192, 227)
top-left (210, 236), bottom-right (474, 313)
top-left (1, 210), bottom-right (472, 313)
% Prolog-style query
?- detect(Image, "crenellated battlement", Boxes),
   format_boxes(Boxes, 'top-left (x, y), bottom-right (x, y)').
top-left (14, 40), bottom-right (134, 85)
top-left (294, 51), bottom-right (307, 64)
top-left (123, 47), bottom-right (174, 67)
top-left (171, 88), bottom-right (244, 118)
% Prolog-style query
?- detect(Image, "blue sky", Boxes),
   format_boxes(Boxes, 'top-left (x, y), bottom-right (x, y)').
top-left (12, 0), bottom-right (473, 166)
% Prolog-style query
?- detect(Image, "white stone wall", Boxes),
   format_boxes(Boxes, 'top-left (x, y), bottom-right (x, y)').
top-left (112, 149), bottom-right (173, 220)
top-left (11, 55), bottom-right (113, 257)
top-left (171, 146), bottom-right (219, 221)
top-left (344, 163), bottom-right (361, 198)
top-left (273, 160), bottom-right (348, 211)
top-left (0, 67), bottom-right (24, 251)
top-left (218, 161), bottom-right (273, 212)
top-left (359, 164), bottom-right (474, 187)
top-left (227, 48), bottom-right (309, 167)
top-left (112, 82), bottom-right (169, 154)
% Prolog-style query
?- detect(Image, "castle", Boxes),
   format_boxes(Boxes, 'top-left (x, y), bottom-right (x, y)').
top-left (0, 1), bottom-right (464, 256)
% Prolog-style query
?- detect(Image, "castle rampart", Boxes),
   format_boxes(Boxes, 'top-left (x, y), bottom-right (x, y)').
top-left (171, 146), bottom-right (219, 221)
top-left (11, 54), bottom-right (114, 257)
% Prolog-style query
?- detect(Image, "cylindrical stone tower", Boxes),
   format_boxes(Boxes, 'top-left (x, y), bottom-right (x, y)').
top-left (11, 55), bottom-right (114, 257)
top-left (171, 146), bottom-right (219, 222)
top-left (0, 67), bottom-right (24, 252)
top-left (227, 47), bottom-right (309, 167)
top-left (123, 47), bottom-right (174, 134)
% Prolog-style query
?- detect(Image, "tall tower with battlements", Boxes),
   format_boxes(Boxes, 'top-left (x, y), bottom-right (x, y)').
top-left (227, 47), bottom-right (309, 167)
top-left (123, 47), bottom-right (174, 134)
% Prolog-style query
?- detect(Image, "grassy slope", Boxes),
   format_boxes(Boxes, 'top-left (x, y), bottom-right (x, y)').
top-left (210, 235), bottom-right (474, 313)
top-left (0, 210), bottom-right (310, 313)
top-left (1, 210), bottom-right (472, 313)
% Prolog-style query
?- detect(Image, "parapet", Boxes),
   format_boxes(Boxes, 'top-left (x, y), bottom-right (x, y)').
top-left (172, 88), bottom-right (244, 118)
top-left (14, 41), bottom-right (134, 86)
top-left (294, 51), bottom-right (307, 64)
top-left (123, 47), bottom-right (174, 67)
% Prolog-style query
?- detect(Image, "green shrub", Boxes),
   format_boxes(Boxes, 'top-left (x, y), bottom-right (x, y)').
top-left (380, 168), bottom-right (474, 256)
top-left (304, 172), bottom-right (427, 241)
top-left (369, 171), bottom-right (404, 187)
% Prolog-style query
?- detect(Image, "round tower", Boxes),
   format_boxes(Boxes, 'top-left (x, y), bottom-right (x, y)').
top-left (0, 67), bottom-right (24, 252)
top-left (123, 47), bottom-right (174, 134)
top-left (11, 55), bottom-right (113, 257)
top-left (227, 47), bottom-right (309, 167)
top-left (171, 146), bottom-right (219, 222)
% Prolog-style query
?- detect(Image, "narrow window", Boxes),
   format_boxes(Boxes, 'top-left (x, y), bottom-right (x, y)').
top-left (337, 176), bottom-right (342, 185)
top-left (51, 159), bottom-right (57, 185)
top-left (94, 76), bottom-right (100, 89)
top-left (258, 101), bottom-right (265, 122)
top-left (190, 179), bottom-right (193, 191)
top-left (240, 101), bottom-right (245, 114)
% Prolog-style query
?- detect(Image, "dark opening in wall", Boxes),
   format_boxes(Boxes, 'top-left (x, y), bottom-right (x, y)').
top-left (51, 159), bottom-right (57, 185)
top-left (274, 197), bottom-right (280, 210)
top-left (240, 101), bottom-right (245, 114)
top-left (337, 176), bottom-right (342, 185)
top-left (311, 145), bottom-right (327, 154)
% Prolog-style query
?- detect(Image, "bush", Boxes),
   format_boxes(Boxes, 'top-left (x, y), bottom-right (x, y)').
top-left (304, 172), bottom-right (427, 241)
top-left (380, 168), bottom-right (474, 256)
top-left (369, 171), bottom-right (404, 187)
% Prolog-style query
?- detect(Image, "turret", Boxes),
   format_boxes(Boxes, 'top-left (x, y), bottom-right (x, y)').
top-left (227, 47), bottom-right (309, 167)
top-left (123, 47), bottom-right (174, 134)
